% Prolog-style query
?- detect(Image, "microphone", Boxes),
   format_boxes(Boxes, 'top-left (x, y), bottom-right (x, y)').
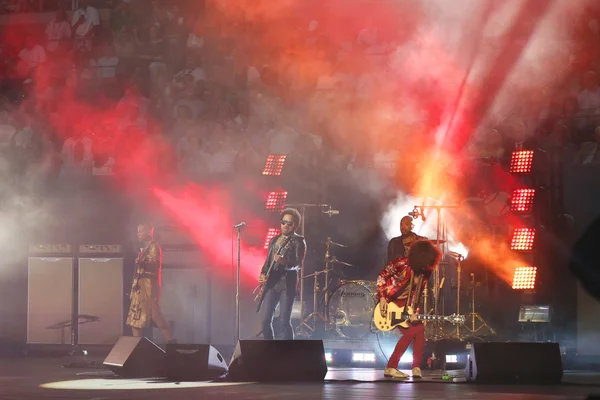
top-left (233, 222), bottom-right (246, 228)
top-left (408, 210), bottom-right (419, 219)
top-left (448, 251), bottom-right (464, 260)
top-left (409, 207), bottom-right (427, 222)
top-left (323, 209), bottom-right (340, 217)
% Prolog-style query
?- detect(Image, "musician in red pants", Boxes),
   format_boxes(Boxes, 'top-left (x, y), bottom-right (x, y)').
top-left (376, 240), bottom-right (441, 379)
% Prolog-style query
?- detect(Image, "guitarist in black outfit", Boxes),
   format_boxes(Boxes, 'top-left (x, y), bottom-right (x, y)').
top-left (258, 208), bottom-right (306, 340)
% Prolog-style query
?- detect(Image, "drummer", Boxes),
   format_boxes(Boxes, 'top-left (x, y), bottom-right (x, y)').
top-left (387, 216), bottom-right (427, 263)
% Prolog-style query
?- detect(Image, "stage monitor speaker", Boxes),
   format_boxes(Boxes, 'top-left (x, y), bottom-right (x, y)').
top-left (228, 340), bottom-right (327, 382)
top-left (103, 336), bottom-right (166, 378)
top-left (577, 281), bottom-right (600, 355)
top-left (166, 344), bottom-right (228, 381)
top-left (78, 257), bottom-right (123, 345)
top-left (465, 342), bottom-right (563, 384)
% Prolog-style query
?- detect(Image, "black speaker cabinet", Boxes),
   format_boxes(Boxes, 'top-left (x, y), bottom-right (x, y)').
top-left (228, 340), bottom-right (327, 382)
top-left (166, 344), bottom-right (228, 381)
top-left (103, 336), bottom-right (166, 378)
top-left (465, 342), bottom-right (563, 384)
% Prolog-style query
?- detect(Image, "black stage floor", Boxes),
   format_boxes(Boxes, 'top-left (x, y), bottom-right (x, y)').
top-left (1, 357), bottom-right (600, 399)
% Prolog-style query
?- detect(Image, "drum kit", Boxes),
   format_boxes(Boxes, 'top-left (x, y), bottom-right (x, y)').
top-left (289, 203), bottom-right (496, 342)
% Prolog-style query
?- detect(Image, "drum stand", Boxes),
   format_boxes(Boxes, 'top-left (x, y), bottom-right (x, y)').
top-left (285, 203), bottom-right (336, 338)
top-left (296, 270), bottom-right (328, 333)
top-left (295, 237), bottom-right (351, 337)
top-left (415, 203), bottom-right (458, 341)
top-left (461, 273), bottom-right (496, 337)
top-left (446, 251), bottom-right (464, 339)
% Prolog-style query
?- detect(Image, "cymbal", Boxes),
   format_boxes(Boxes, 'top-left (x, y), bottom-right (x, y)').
top-left (329, 256), bottom-right (353, 267)
top-left (324, 238), bottom-right (347, 248)
top-left (304, 270), bottom-right (328, 279)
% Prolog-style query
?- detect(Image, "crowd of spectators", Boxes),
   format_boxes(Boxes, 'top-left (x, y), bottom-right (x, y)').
top-left (0, 0), bottom-right (600, 206)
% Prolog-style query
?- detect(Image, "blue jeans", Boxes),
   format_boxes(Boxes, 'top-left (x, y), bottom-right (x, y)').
top-left (261, 288), bottom-right (295, 340)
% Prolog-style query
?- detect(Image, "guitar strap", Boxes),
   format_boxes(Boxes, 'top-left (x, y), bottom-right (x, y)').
top-left (412, 275), bottom-right (425, 311)
top-left (400, 273), bottom-right (415, 318)
top-left (388, 267), bottom-right (414, 303)
top-left (407, 273), bottom-right (414, 305)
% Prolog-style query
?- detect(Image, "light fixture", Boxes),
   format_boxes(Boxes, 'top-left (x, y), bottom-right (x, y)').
top-left (509, 150), bottom-right (534, 174)
top-left (262, 155), bottom-right (287, 176)
top-left (510, 188), bottom-right (535, 212)
top-left (510, 227), bottom-right (535, 251)
top-left (263, 228), bottom-right (279, 249)
top-left (512, 266), bottom-right (537, 290)
top-left (265, 191), bottom-right (288, 212)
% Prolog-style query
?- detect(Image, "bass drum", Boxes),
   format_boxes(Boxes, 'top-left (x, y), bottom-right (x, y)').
top-left (328, 280), bottom-right (377, 339)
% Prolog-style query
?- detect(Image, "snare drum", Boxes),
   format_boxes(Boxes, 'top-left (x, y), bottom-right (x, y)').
top-left (327, 280), bottom-right (377, 339)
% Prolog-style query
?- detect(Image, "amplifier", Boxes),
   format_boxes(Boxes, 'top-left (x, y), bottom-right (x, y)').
top-left (28, 244), bottom-right (72, 255)
top-left (78, 257), bottom-right (124, 344)
top-left (27, 257), bottom-right (74, 344)
top-left (79, 244), bottom-right (123, 255)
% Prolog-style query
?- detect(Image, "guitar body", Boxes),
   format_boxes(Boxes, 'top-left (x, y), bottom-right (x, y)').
top-left (373, 302), bottom-right (413, 331)
top-left (373, 301), bottom-right (466, 331)
top-left (255, 235), bottom-right (294, 312)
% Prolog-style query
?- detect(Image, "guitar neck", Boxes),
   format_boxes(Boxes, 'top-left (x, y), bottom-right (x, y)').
top-left (265, 237), bottom-right (293, 277)
top-left (417, 315), bottom-right (448, 321)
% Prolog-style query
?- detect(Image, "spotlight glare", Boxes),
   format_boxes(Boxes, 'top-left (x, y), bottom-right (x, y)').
top-left (41, 379), bottom-right (248, 390)
top-left (352, 352), bottom-right (376, 362)
top-left (399, 354), bottom-right (413, 363)
top-left (446, 355), bottom-right (458, 363)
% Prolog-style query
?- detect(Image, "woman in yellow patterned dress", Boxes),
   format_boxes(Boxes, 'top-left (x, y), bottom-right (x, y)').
top-left (126, 222), bottom-right (174, 342)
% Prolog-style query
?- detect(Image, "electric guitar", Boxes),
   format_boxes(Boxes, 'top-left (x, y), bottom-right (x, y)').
top-left (128, 241), bottom-right (154, 298)
top-left (373, 302), bottom-right (465, 331)
top-left (254, 235), bottom-right (294, 312)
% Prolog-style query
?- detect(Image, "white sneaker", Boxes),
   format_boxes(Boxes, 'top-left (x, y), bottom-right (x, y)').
top-left (412, 367), bottom-right (422, 378)
top-left (384, 368), bottom-right (409, 379)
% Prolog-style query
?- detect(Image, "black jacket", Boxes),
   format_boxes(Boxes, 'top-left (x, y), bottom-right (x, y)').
top-left (387, 233), bottom-right (426, 264)
top-left (261, 233), bottom-right (307, 293)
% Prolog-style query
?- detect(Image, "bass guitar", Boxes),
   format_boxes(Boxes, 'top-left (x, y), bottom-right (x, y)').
top-left (373, 302), bottom-right (465, 331)
top-left (254, 235), bottom-right (294, 312)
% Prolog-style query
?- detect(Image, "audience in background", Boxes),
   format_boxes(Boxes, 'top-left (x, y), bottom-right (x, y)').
top-left (0, 0), bottom-right (598, 196)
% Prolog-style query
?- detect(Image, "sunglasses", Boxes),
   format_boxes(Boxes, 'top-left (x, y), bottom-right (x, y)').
top-left (280, 220), bottom-right (294, 226)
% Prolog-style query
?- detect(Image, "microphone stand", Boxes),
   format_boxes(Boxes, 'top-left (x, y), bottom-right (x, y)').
top-left (234, 224), bottom-right (244, 345)
top-left (414, 204), bottom-right (459, 340)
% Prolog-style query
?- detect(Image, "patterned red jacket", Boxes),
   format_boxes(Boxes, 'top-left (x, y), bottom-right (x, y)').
top-left (376, 257), bottom-right (427, 310)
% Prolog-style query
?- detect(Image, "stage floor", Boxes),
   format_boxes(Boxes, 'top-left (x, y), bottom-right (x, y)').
top-left (0, 357), bottom-right (599, 399)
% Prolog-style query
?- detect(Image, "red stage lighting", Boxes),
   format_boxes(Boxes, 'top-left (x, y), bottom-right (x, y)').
top-left (512, 266), bottom-right (537, 290)
top-left (262, 155), bottom-right (287, 176)
top-left (509, 150), bottom-right (534, 174)
top-left (265, 191), bottom-right (288, 212)
top-left (510, 188), bottom-right (535, 212)
top-left (510, 227), bottom-right (536, 251)
top-left (263, 228), bottom-right (280, 249)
